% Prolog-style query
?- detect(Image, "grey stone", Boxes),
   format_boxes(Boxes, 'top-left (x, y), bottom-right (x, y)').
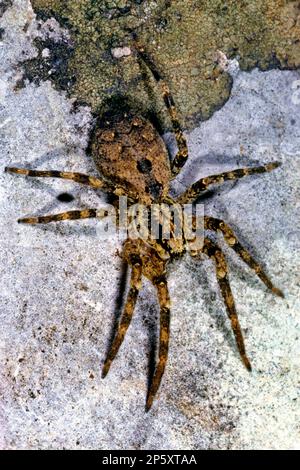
top-left (0, 1), bottom-right (299, 450)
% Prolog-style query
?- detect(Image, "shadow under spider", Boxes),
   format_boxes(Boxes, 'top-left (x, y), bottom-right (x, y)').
top-left (32, 219), bottom-right (99, 238)
top-left (102, 259), bottom-right (129, 370)
top-left (103, 269), bottom-right (158, 391)
top-left (144, 301), bottom-right (159, 395)
top-left (186, 256), bottom-right (238, 358)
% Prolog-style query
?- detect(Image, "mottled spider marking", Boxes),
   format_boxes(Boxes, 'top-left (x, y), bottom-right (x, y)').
top-left (90, 112), bottom-right (172, 205)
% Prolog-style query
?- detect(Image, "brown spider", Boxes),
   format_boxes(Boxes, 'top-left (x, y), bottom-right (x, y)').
top-left (5, 44), bottom-right (283, 411)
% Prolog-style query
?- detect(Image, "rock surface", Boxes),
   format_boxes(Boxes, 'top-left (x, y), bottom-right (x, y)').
top-left (0, 1), bottom-right (299, 450)
top-left (15, 0), bottom-right (300, 128)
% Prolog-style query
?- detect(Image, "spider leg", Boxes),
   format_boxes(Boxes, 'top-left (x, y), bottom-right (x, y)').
top-left (18, 208), bottom-right (108, 224)
top-left (134, 45), bottom-right (188, 178)
top-left (146, 275), bottom-right (171, 411)
top-left (204, 216), bottom-right (284, 298)
top-left (200, 237), bottom-right (252, 371)
top-left (102, 257), bottom-right (143, 378)
top-left (5, 167), bottom-right (126, 197)
top-left (177, 162), bottom-right (281, 203)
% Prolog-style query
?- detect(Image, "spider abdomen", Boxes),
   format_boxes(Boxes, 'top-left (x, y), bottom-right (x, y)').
top-left (91, 113), bottom-right (171, 204)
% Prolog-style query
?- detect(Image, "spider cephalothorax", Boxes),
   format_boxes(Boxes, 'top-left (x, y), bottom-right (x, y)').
top-left (5, 44), bottom-right (283, 411)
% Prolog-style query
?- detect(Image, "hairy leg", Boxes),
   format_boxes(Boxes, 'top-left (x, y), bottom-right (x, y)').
top-left (204, 216), bottom-right (284, 297)
top-left (177, 162), bottom-right (281, 203)
top-left (200, 237), bottom-right (252, 370)
top-left (102, 257), bottom-right (143, 378)
top-left (5, 166), bottom-right (128, 197)
top-left (18, 208), bottom-right (109, 224)
top-left (134, 44), bottom-right (188, 177)
top-left (146, 275), bottom-right (171, 411)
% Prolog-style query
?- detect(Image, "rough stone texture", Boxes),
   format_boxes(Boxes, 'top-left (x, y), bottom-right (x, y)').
top-left (0, 1), bottom-right (300, 450)
top-left (17, 0), bottom-right (300, 128)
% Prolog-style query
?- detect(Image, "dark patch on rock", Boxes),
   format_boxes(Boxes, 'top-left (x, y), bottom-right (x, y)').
top-left (0, 0), bottom-right (12, 18)
top-left (17, 37), bottom-right (75, 92)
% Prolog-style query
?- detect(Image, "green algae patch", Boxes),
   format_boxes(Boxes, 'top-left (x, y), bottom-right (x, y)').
top-left (24, 0), bottom-right (300, 129)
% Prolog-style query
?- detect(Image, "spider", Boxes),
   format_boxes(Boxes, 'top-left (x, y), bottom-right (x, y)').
top-left (5, 43), bottom-right (283, 411)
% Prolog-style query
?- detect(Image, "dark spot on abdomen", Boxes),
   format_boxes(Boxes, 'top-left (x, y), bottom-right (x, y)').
top-left (146, 181), bottom-right (163, 199)
top-left (137, 158), bottom-right (152, 174)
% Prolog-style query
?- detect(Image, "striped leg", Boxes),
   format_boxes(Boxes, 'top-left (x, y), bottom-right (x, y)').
top-left (202, 237), bottom-right (252, 371)
top-left (6, 167), bottom-right (107, 189)
top-left (18, 208), bottom-right (108, 224)
top-left (102, 257), bottom-right (143, 378)
top-left (177, 162), bottom-right (281, 203)
top-left (204, 216), bottom-right (284, 298)
top-left (5, 166), bottom-right (127, 197)
top-left (146, 275), bottom-right (171, 411)
top-left (160, 81), bottom-right (188, 178)
top-left (135, 45), bottom-right (188, 177)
